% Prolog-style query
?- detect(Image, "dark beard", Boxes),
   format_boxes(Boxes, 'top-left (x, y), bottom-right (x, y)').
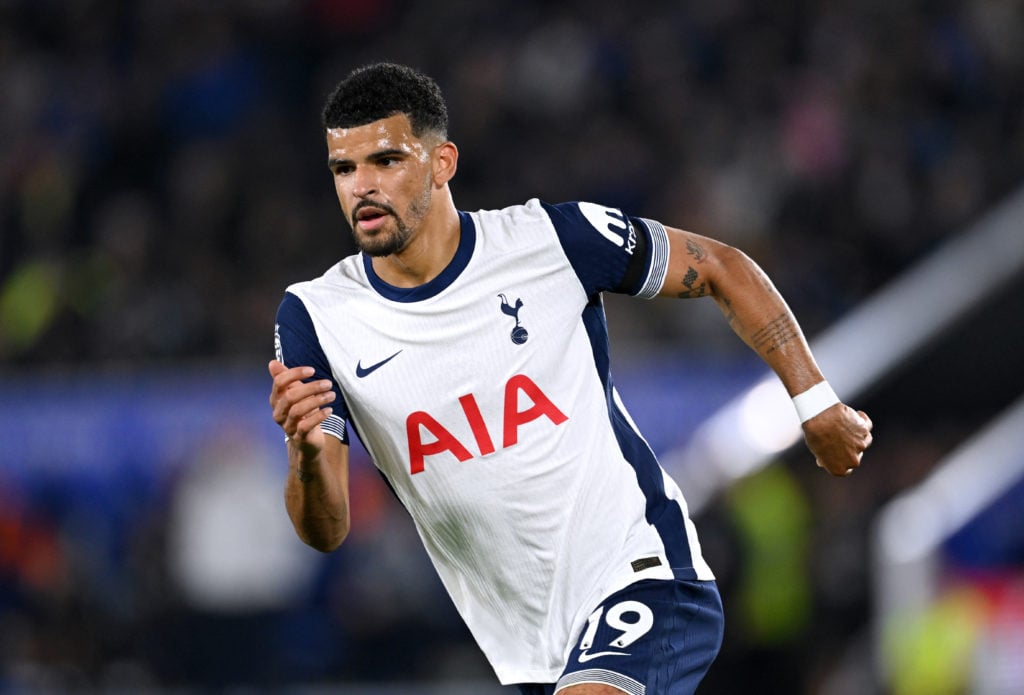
top-left (350, 187), bottom-right (430, 257)
top-left (354, 215), bottom-right (413, 257)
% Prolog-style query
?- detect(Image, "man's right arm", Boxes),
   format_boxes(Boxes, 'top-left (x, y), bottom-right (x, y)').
top-left (269, 360), bottom-right (351, 551)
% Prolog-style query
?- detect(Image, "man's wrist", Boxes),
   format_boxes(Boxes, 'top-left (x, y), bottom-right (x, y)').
top-left (793, 381), bottom-right (840, 423)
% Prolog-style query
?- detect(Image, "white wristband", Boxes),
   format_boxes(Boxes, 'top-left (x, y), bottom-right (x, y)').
top-left (792, 381), bottom-right (840, 423)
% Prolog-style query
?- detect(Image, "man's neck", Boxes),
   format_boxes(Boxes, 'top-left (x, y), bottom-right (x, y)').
top-left (371, 194), bottom-right (461, 288)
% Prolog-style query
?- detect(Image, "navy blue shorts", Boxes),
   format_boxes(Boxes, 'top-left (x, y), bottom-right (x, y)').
top-left (517, 578), bottom-right (724, 695)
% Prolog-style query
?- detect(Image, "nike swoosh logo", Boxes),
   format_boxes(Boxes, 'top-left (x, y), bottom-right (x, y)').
top-left (578, 649), bottom-right (630, 663)
top-left (356, 350), bottom-right (403, 378)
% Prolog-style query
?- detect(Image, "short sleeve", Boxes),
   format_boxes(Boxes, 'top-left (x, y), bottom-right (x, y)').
top-left (275, 291), bottom-right (350, 443)
top-left (540, 201), bottom-right (669, 298)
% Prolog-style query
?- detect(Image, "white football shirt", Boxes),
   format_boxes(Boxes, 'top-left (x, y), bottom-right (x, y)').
top-left (275, 198), bottom-right (714, 684)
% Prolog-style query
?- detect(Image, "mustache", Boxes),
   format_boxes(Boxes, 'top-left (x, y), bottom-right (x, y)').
top-left (352, 199), bottom-right (398, 227)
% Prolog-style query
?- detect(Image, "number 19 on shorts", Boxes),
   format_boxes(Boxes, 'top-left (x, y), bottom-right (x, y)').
top-left (577, 601), bottom-right (654, 662)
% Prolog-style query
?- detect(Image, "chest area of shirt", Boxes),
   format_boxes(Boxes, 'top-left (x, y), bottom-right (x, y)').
top-left (331, 262), bottom-right (589, 453)
top-left (338, 253), bottom-right (580, 372)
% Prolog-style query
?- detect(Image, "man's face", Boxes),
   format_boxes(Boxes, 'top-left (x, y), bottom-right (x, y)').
top-left (326, 113), bottom-right (436, 257)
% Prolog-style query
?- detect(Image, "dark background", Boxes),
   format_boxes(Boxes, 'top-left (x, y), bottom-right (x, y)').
top-left (2, 1), bottom-right (1022, 693)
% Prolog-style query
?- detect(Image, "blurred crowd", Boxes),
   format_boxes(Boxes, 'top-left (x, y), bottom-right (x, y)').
top-left (2, 1), bottom-right (1024, 693)
top-left (2, 0), bottom-right (1023, 364)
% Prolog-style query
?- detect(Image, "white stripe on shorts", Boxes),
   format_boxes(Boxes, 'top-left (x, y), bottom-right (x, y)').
top-left (554, 668), bottom-right (645, 695)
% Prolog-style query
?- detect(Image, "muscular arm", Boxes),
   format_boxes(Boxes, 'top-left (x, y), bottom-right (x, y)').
top-left (660, 230), bottom-right (822, 394)
top-left (659, 228), bottom-right (873, 475)
top-left (269, 360), bottom-right (351, 550)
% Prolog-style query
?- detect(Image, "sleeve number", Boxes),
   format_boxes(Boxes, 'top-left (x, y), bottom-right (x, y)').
top-left (579, 600), bottom-right (655, 650)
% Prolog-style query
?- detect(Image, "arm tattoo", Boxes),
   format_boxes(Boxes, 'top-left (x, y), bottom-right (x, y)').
top-left (750, 313), bottom-right (800, 355)
top-left (676, 237), bottom-right (709, 297)
top-left (677, 266), bottom-right (707, 298)
top-left (686, 238), bottom-right (706, 261)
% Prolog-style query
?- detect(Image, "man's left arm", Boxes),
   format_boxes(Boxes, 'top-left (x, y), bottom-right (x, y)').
top-left (658, 226), bottom-right (873, 476)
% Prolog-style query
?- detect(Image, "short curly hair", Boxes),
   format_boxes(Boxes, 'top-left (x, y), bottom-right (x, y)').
top-left (321, 63), bottom-right (448, 140)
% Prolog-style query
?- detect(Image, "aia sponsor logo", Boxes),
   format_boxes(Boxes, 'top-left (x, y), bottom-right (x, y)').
top-left (405, 374), bottom-right (567, 474)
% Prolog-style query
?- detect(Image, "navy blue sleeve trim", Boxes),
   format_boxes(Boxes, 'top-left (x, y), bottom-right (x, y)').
top-left (619, 217), bottom-right (649, 293)
top-left (540, 201), bottom-right (655, 297)
top-left (275, 292), bottom-right (350, 443)
top-left (632, 218), bottom-right (670, 298)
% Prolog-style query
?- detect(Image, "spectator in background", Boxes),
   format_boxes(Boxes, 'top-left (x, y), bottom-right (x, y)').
top-left (163, 426), bottom-right (318, 686)
top-left (1, 3), bottom-right (1022, 693)
top-left (2, 2), bottom-right (1022, 365)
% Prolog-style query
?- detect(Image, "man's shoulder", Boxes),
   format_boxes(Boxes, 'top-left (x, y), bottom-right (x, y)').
top-left (473, 199), bottom-right (628, 230)
top-left (470, 198), bottom-right (588, 218)
top-left (470, 198), bottom-right (594, 238)
top-left (283, 254), bottom-right (366, 306)
top-left (469, 197), bottom-right (546, 223)
top-left (288, 254), bottom-right (363, 290)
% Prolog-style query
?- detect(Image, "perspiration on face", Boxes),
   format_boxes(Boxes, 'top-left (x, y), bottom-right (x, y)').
top-left (325, 114), bottom-right (438, 256)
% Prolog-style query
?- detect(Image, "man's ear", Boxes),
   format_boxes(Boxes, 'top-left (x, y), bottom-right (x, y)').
top-left (433, 141), bottom-right (458, 186)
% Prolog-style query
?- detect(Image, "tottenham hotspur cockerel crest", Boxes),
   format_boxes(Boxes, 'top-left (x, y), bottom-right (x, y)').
top-left (498, 293), bottom-right (528, 345)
